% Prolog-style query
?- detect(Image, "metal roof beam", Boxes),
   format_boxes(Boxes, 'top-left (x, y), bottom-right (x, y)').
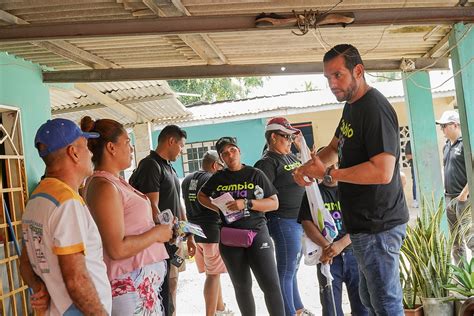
top-left (1, 7), bottom-right (472, 42)
top-left (43, 57), bottom-right (449, 83)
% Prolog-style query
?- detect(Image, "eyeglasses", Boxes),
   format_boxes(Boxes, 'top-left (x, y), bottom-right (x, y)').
top-left (276, 133), bottom-right (296, 142)
top-left (440, 123), bottom-right (454, 129)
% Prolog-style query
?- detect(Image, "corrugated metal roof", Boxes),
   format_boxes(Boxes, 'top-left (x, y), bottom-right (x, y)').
top-left (0, 1), bottom-right (464, 71)
top-left (50, 80), bottom-right (190, 126)
top-left (154, 80), bottom-right (456, 127)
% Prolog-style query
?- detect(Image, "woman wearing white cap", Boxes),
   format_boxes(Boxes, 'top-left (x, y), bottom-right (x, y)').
top-left (254, 117), bottom-right (313, 316)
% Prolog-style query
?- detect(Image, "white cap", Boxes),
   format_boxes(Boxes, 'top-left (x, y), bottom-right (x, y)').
top-left (436, 110), bottom-right (460, 125)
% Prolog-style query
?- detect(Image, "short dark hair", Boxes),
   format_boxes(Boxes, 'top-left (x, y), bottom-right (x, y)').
top-left (158, 125), bottom-right (187, 144)
top-left (323, 44), bottom-right (364, 72)
top-left (264, 131), bottom-right (274, 144)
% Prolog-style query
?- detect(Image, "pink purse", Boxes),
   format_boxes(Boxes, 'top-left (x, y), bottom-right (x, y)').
top-left (220, 227), bottom-right (257, 248)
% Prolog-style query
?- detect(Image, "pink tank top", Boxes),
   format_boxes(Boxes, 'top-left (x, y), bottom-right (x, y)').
top-left (85, 170), bottom-right (168, 280)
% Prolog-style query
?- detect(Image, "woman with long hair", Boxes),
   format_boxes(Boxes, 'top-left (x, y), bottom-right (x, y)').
top-left (254, 117), bottom-right (312, 316)
top-left (81, 116), bottom-right (172, 315)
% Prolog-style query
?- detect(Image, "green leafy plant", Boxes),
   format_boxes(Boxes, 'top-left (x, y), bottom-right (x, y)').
top-left (400, 252), bottom-right (419, 309)
top-left (444, 257), bottom-right (474, 298)
top-left (401, 199), bottom-right (455, 298)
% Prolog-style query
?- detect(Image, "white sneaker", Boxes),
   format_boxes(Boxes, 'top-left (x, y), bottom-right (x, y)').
top-left (412, 200), bottom-right (419, 208)
top-left (215, 304), bottom-right (234, 316)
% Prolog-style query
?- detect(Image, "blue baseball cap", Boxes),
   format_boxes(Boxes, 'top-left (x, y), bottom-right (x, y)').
top-left (34, 118), bottom-right (99, 157)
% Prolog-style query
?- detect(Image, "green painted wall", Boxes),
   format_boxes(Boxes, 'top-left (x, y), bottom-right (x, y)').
top-left (151, 119), bottom-right (267, 178)
top-left (0, 53), bottom-right (51, 193)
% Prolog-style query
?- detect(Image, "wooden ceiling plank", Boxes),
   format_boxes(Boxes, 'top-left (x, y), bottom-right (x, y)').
top-left (43, 57), bottom-right (449, 83)
top-left (423, 33), bottom-right (451, 58)
top-left (74, 83), bottom-right (138, 121)
top-left (201, 34), bottom-right (228, 64)
top-left (0, 9), bottom-right (121, 69)
top-left (35, 40), bottom-right (121, 69)
top-left (142, 0), bottom-right (228, 65)
top-left (0, 9), bottom-right (29, 25)
top-left (0, 7), bottom-right (471, 42)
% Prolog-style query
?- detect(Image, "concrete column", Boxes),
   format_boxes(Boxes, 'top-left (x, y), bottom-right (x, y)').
top-left (449, 23), bottom-right (474, 227)
top-left (402, 71), bottom-right (444, 206)
top-left (133, 122), bottom-right (153, 164)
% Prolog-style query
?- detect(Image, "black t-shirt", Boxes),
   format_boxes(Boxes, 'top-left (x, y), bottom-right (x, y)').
top-left (298, 184), bottom-right (346, 242)
top-left (443, 137), bottom-right (467, 196)
top-left (334, 88), bottom-right (409, 234)
top-left (200, 165), bottom-right (277, 230)
top-left (129, 150), bottom-right (182, 218)
top-left (254, 151), bottom-right (305, 219)
top-left (181, 170), bottom-right (220, 243)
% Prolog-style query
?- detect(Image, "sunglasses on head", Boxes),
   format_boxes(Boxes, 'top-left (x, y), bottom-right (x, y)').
top-left (216, 136), bottom-right (236, 146)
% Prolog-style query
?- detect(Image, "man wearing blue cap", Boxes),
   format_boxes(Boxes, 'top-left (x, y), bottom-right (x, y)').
top-left (19, 118), bottom-right (112, 315)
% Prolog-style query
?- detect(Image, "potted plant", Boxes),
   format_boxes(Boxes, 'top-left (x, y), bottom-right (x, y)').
top-left (401, 199), bottom-right (454, 316)
top-left (400, 253), bottom-right (424, 315)
top-left (444, 256), bottom-right (474, 316)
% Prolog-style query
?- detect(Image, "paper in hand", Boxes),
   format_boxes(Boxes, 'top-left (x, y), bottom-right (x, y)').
top-left (211, 192), bottom-right (244, 223)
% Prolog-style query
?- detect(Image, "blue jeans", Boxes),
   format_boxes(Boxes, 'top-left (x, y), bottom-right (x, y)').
top-left (351, 224), bottom-right (406, 316)
top-left (317, 249), bottom-right (368, 316)
top-left (267, 216), bottom-right (304, 316)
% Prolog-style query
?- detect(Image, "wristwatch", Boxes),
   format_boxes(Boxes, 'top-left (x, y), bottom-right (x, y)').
top-left (323, 167), bottom-right (333, 184)
top-left (247, 199), bottom-right (253, 210)
top-left (243, 198), bottom-right (253, 211)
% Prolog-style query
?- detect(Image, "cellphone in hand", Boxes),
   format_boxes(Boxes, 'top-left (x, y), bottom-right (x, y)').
top-left (157, 209), bottom-right (173, 225)
top-left (170, 253), bottom-right (184, 267)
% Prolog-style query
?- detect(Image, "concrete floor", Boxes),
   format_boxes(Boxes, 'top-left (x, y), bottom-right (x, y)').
top-left (176, 256), bottom-right (350, 315)
top-left (175, 204), bottom-right (421, 315)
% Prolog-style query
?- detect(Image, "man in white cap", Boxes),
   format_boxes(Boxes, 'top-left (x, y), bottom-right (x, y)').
top-left (436, 110), bottom-right (471, 263)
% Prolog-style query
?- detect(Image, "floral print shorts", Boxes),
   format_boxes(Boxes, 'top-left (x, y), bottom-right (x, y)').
top-left (110, 260), bottom-right (167, 316)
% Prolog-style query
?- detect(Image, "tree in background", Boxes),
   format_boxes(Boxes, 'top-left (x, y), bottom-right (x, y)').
top-left (168, 77), bottom-right (264, 105)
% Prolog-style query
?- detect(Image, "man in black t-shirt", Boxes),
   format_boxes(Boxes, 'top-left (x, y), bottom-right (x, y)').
top-left (436, 110), bottom-right (472, 263)
top-left (293, 44), bottom-right (408, 315)
top-left (181, 150), bottom-right (233, 316)
top-left (129, 125), bottom-right (195, 316)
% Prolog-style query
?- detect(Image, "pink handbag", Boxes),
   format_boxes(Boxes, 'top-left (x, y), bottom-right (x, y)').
top-left (220, 227), bottom-right (257, 248)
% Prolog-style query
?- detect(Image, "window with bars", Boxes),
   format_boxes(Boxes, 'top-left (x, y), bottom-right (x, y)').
top-left (182, 140), bottom-right (218, 176)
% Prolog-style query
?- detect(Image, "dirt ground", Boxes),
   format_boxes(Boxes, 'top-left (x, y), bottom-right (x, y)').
top-left (175, 200), bottom-right (423, 315)
top-left (176, 256), bottom-right (351, 315)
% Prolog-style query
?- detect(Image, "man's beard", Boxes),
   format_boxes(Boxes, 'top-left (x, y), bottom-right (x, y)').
top-left (337, 75), bottom-right (358, 102)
